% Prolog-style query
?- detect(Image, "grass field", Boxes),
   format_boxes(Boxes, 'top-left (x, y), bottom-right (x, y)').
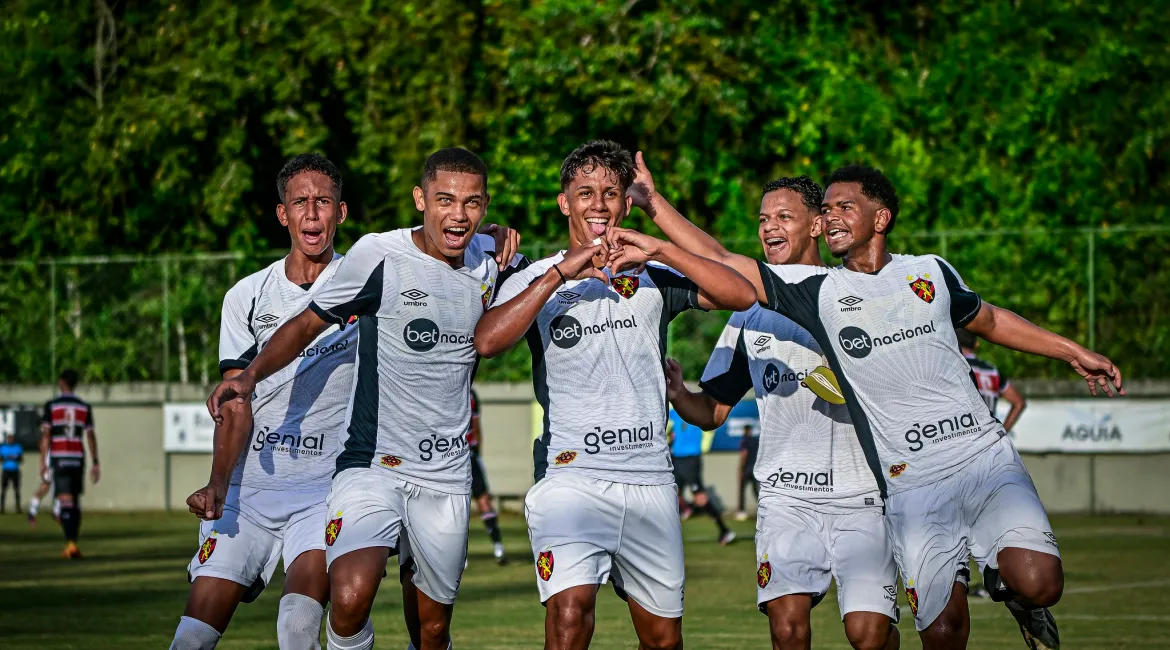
top-left (1, 511), bottom-right (1167, 649)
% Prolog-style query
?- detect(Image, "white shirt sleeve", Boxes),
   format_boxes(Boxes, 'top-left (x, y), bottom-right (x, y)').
top-left (218, 280), bottom-right (258, 375)
top-left (309, 234), bottom-right (391, 324)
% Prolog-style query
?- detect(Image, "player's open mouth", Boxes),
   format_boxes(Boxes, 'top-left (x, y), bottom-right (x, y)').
top-left (442, 226), bottom-right (471, 248)
top-left (586, 217), bottom-right (609, 236)
top-left (301, 228), bottom-right (324, 247)
top-left (826, 228), bottom-right (850, 245)
top-left (764, 236), bottom-right (787, 253)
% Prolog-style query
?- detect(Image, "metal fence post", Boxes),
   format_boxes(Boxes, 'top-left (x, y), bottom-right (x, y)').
top-left (162, 257), bottom-right (171, 401)
top-left (1086, 229), bottom-right (1096, 351)
top-left (49, 260), bottom-right (57, 381)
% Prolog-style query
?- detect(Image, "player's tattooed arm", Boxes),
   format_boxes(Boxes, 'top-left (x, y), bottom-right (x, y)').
top-left (190, 369), bottom-right (251, 520)
top-left (665, 358), bottom-right (732, 431)
top-left (475, 243), bottom-right (609, 358)
top-left (626, 151), bottom-right (768, 302)
top-left (966, 302), bottom-right (1124, 397)
top-left (206, 310), bottom-right (331, 421)
top-left (605, 227), bottom-right (756, 311)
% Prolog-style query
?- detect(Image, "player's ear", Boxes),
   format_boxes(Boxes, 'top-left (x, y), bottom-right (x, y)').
top-left (875, 208), bottom-right (892, 234)
top-left (412, 186), bottom-right (426, 212)
top-left (276, 203), bottom-right (289, 227)
top-left (337, 201), bottom-right (348, 225)
top-left (809, 213), bottom-right (824, 238)
top-left (557, 193), bottom-right (571, 217)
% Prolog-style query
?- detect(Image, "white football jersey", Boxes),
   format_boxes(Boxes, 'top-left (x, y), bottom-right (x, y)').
top-left (219, 255), bottom-right (356, 492)
top-left (758, 255), bottom-right (1003, 496)
top-left (309, 229), bottom-right (509, 494)
top-left (700, 304), bottom-right (880, 510)
top-left (495, 252), bottom-right (702, 486)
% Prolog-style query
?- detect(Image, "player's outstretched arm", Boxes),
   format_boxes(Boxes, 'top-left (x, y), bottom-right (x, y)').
top-left (475, 243), bottom-right (609, 358)
top-left (207, 309), bottom-right (331, 421)
top-left (966, 302), bottom-right (1124, 397)
top-left (627, 151), bottom-right (767, 302)
top-left (606, 227), bottom-right (756, 311)
top-left (665, 358), bottom-right (732, 431)
top-left (190, 371), bottom-right (251, 520)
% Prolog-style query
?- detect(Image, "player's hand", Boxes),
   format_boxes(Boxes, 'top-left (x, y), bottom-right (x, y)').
top-left (1069, 348), bottom-right (1124, 397)
top-left (90, 463), bottom-right (100, 484)
top-left (480, 223), bottom-right (522, 271)
top-left (605, 227), bottom-right (662, 273)
top-left (664, 358), bottom-right (686, 401)
top-left (207, 373), bottom-right (256, 424)
top-left (187, 481), bottom-right (228, 520)
top-left (557, 242), bottom-right (609, 282)
top-left (626, 151), bottom-right (657, 213)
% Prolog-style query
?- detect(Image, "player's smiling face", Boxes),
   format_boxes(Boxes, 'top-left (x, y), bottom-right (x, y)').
top-left (412, 170), bottom-right (489, 264)
top-left (277, 171), bottom-right (346, 260)
top-left (558, 164), bottom-right (632, 247)
top-left (821, 182), bottom-right (878, 257)
top-left (758, 188), bottom-right (822, 265)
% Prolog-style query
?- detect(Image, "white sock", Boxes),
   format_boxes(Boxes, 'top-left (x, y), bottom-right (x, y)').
top-left (327, 618), bottom-right (373, 650)
top-left (28, 497), bottom-right (39, 516)
top-left (52, 498), bottom-right (61, 518)
top-left (278, 593), bottom-right (324, 650)
top-left (169, 616), bottom-right (222, 650)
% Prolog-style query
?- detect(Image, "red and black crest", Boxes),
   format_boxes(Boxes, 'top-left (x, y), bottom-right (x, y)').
top-left (198, 537), bottom-right (217, 564)
top-left (610, 276), bottom-right (640, 298)
top-left (554, 451), bottom-right (578, 466)
top-left (537, 550), bottom-right (555, 581)
top-left (757, 561), bottom-right (772, 588)
top-left (381, 455), bottom-right (403, 468)
top-left (889, 462), bottom-right (908, 478)
top-left (909, 277), bottom-right (936, 303)
top-left (325, 517), bottom-right (343, 547)
top-left (906, 587), bottom-right (919, 615)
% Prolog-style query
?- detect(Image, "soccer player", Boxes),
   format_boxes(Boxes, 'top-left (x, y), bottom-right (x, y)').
top-left (467, 388), bottom-right (507, 564)
top-left (475, 140), bottom-right (756, 650)
top-left (207, 147), bottom-right (521, 650)
top-left (170, 154), bottom-right (358, 650)
top-left (958, 328), bottom-right (1027, 434)
top-left (660, 176), bottom-right (899, 650)
top-left (667, 410), bottom-right (735, 543)
top-left (1, 433), bottom-right (22, 513)
top-left (635, 157), bottom-right (1124, 650)
top-left (736, 423), bottom-right (760, 521)
top-left (40, 369), bottom-right (99, 559)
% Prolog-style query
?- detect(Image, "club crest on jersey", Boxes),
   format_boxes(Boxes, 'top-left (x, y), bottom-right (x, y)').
top-left (347, 315), bottom-right (358, 325)
top-left (325, 512), bottom-right (343, 546)
top-left (610, 275), bottom-right (639, 298)
top-left (757, 556), bottom-right (772, 588)
top-left (480, 281), bottom-right (493, 308)
top-left (537, 550), bottom-right (555, 581)
top-left (906, 586), bottom-right (919, 616)
top-left (380, 455), bottom-right (403, 468)
top-left (908, 274), bottom-right (935, 303)
top-left (889, 462), bottom-right (908, 478)
top-left (554, 451), bottom-right (578, 466)
top-left (198, 532), bottom-right (217, 564)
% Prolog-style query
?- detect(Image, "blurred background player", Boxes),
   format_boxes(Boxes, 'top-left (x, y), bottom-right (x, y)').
top-left (1, 432), bottom-right (22, 513)
top-left (736, 423), bottom-right (760, 521)
top-left (668, 409), bottom-right (735, 544)
top-left (958, 328), bottom-right (1027, 434)
top-left (468, 387), bottom-right (508, 564)
top-left (39, 369), bottom-right (100, 559)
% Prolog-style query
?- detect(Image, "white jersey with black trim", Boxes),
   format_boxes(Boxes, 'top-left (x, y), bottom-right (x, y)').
top-left (494, 252), bottom-right (703, 486)
top-left (218, 254), bottom-right (356, 492)
top-left (308, 228), bottom-right (520, 494)
top-left (757, 254), bottom-right (1004, 496)
top-left (699, 304), bottom-right (881, 511)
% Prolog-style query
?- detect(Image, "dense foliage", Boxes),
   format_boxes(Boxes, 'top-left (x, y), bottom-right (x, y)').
top-left (1, 0), bottom-right (1167, 383)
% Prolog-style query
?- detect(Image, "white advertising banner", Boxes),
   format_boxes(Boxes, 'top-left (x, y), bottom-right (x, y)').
top-left (163, 403), bottom-right (217, 453)
top-left (996, 399), bottom-right (1170, 453)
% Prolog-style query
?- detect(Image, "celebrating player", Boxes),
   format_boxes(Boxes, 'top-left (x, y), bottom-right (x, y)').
top-left (207, 147), bottom-right (521, 650)
top-left (39, 369), bottom-right (99, 559)
top-left (660, 176), bottom-right (900, 650)
top-left (637, 157), bottom-right (1123, 650)
top-left (475, 140), bottom-right (756, 650)
top-left (171, 153), bottom-right (357, 650)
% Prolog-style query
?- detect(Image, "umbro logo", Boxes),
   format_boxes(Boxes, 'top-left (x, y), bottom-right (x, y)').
top-left (255, 313), bottom-right (279, 330)
top-left (838, 295), bottom-right (863, 312)
top-left (402, 289), bottom-right (429, 306)
top-left (557, 290), bottom-right (581, 303)
top-left (754, 335), bottom-right (772, 347)
top-left (884, 585), bottom-right (896, 597)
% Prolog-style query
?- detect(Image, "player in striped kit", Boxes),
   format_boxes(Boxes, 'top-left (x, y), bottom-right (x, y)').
top-left (39, 369), bottom-right (99, 559)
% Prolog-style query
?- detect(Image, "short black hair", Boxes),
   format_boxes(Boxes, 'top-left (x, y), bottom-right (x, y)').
top-left (276, 153), bottom-right (343, 203)
top-left (59, 369), bottom-right (79, 389)
top-left (824, 164), bottom-right (900, 233)
top-left (955, 328), bottom-right (978, 350)
top-left (559, 140), bottom-right (635, 192)
top-left (421, 147), bottom-right (489, 191)
top-left (762, 176), bottom-right (823, 213)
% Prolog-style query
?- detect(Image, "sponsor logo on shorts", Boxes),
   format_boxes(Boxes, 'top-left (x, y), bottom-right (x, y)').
top-left (403, 318), bottom-right (473, 353)
top-left (884, 585), bottom-right (897, 602)
top-left (380, 455), bottom-right (402, 468)
top-left (419, 433), bottom-right (468, 462)
top-left (610, 275), bottom-right (639, 298)
top-left (908, 274), bottom-right (935, 303)
top-left (198, 532), bottom-right (217, 564)
top-left (889, 462), bottom-right (908, 478)
top-left (906, 586), bottom-right (919, 616)
top-left (838, 321), bottom-right (936, 359)
top-left (584, 422), bottom-right (655, 455)
top-left (905, 412), bottom-right (980, 452)
top-left (554, 451), bottom-right (577, 466)
top-left (251, 426), bottom-right (325, 457)
top-left (548, 313), bottom-right (639, 350)
top-left (764, 467), bottom-right (833, 492)
top-left (757, 556), bottom-right (772, 588)
top-left (401, 288), bottom-right (429, 306)
top-left (537, 550), bottom-right (555, 581)
top-left (838, 295), bottom-right (864, 312)
top-left (325, 512), bottom-right (342, 546)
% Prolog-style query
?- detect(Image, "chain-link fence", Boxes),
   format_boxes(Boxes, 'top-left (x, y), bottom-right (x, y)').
top-left (2, 225), bottom-right (1167, 386)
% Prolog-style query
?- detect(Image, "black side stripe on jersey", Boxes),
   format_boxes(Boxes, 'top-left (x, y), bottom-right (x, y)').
top-left (310, 261), bottom-right (385, 325)
top-left (527, 322), bottom-right (553, 482)
top-left (336, 315), bottom-right (380, 475)
top-left (218, 347), bottom-right (257, 376)
top-left (936, 261), bottom-right (982, 327)
top-left (698, 328), bottom-right (753, 407)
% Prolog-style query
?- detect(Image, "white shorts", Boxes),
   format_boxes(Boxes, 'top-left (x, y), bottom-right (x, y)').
top-left (524, 472), bottom-right (685, 619)
top-left (187, 484), bottom-right (327, 587)
top-left (887, 436), bottom-right (1059, 630)
top-left (325, 467), bottom-right (470, 605)
top-left (755, 497), bottom-right (898, 621)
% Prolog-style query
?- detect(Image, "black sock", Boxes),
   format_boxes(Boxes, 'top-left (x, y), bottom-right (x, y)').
top-left (60, 506), bottom-right (79, 541)
top-left (482, 512), bottom-right (502, 545)
top-left (703, 502), bottom-right (728, 534)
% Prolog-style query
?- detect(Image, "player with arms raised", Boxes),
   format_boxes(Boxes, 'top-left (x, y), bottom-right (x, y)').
top-left (638, 158), bottom-right (1123, 650)
top-left (207, 148), bottom-right (520, 650)
top-left (476, 140), bottom-right (756, 650)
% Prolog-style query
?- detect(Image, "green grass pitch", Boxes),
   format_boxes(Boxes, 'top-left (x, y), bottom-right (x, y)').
top-left (1, 512), bottom-right (1167, 648)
